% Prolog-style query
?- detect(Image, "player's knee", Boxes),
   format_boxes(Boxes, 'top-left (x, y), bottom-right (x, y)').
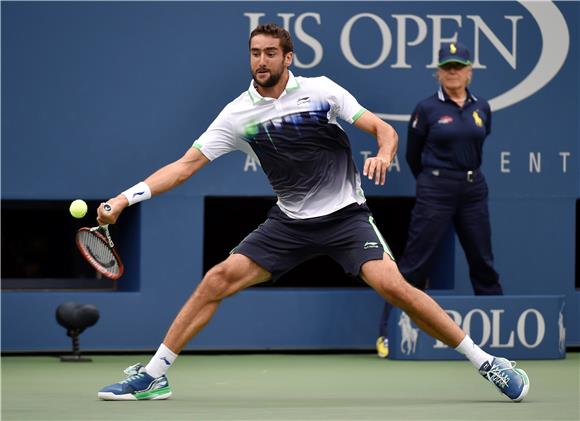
top-left (379, 270), bottom-right (415, 307)
top-left (198, 263), bottom-right (238, 301)
top-left (378, 259), bottom-right (401, 288)
top-left (380, 276), bottom-right (405, 302)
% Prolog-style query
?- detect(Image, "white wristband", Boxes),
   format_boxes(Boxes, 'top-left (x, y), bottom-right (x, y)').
top-left (121, 181), bottom-right (152, 206)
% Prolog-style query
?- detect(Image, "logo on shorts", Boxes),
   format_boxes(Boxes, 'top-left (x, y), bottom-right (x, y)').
top-left (364, 241), bottom-right (379, 249)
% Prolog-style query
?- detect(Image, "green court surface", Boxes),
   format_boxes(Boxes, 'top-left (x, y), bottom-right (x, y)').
top-left (2, 353), bottom-right (579, 420)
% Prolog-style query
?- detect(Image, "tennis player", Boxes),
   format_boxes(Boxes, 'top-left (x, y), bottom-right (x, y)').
top-left (97, 23), bottom-right (529, 402)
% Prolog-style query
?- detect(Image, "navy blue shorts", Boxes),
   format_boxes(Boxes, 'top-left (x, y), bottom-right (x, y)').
top-left (232, 203), bottom-right (394, 280)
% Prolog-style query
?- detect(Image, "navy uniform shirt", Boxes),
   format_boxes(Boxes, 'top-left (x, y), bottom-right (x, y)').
top-left (407, 87), bottom-right (491, 177)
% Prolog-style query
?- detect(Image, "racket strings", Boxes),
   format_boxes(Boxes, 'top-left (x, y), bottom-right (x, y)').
top-left (78, 230), bottom-right (121, 275)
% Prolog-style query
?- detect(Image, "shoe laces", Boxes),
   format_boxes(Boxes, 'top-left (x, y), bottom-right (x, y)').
top-left (120, 363), bottom-right (146, 384)
top-left (486, 360), bottom-right (517, 389)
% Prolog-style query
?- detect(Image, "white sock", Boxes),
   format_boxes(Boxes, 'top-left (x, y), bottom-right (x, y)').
top-left (145, 343), bottom-right (178, 378)
top-left (455, 335), bottom-right (493, 369)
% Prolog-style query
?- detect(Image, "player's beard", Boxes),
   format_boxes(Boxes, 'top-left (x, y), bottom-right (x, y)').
top-left (252, 67), bottom-right (283, 88)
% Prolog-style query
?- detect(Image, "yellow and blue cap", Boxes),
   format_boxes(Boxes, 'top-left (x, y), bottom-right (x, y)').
top-left (438, 42), bottom-right (471, 67)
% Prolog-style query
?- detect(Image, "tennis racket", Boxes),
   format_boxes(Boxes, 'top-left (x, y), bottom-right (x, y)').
top-left (75, 204), bottom-right (124, 280)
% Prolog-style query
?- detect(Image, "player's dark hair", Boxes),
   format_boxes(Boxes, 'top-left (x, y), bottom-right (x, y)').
top-left (249, 23), bottom-right (294, 55)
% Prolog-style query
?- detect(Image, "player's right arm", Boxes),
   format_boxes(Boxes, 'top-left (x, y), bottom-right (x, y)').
top-left (98, 100), bottom-right (239, 225)
top-left (143, 147), bottom-right (209, 196)
top-left (97, 147), bottom-right (209, 225)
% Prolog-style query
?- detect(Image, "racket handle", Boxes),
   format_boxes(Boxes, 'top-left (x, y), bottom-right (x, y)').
top-left (100, 224), bottom-right (114, 248)
top-left (101, 204), bottom-right (115, 247)
top-left (90, 203), bottom-right (112, 233)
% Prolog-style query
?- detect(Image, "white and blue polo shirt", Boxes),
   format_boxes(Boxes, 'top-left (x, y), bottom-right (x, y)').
top-left (193, 72), bottom-right (368, 219)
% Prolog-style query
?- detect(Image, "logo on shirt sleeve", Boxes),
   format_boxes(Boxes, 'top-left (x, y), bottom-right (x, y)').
top-left (472, 110), bottom-right (483, 127)
top-left (412, 113), bottom-right (419, 129)
top-left (297, 96), bottom-right (311, 106)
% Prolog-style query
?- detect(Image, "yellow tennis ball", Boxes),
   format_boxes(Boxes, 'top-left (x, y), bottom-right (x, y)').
top-left (69, 199), bottom-right (88, 218)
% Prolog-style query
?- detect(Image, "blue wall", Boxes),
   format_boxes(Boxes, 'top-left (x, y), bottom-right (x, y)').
top-left (2, 1), bottom-right (578, 351)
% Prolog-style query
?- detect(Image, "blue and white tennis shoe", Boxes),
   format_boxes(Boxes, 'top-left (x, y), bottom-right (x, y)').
top-left (479, 357), bottom-right (530, 402)
top-left (98, 363), bottom-right (172, 400)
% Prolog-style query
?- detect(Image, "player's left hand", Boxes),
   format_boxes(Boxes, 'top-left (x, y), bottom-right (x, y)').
top-left (363, 156), bottom-right (390, 185)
